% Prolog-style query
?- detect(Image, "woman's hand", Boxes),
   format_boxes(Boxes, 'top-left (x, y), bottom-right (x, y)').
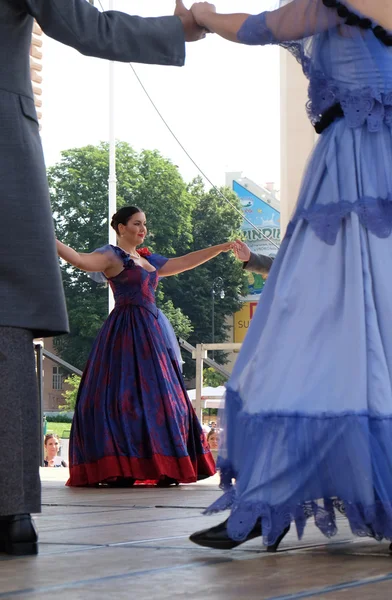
top-left (189, 7), bottom-right (249, 43)
top-left (219, 241), bottom-right (235, 253)
top-left (175, 0), bottom-right (207, 42)
top-left (191, 2), bottom-right (216, 27)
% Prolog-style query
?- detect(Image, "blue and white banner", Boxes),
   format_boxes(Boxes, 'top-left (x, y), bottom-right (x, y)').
top-left (233, 180), bottom-right (280, 297)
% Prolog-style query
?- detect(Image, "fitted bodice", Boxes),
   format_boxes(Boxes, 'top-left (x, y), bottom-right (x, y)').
top-left (303, 28), bottom-right (392, 130)
top-left (237, 2), bottom-right (392, 131)
top-left (317, 29), bottom-right (392, 91)
top-left (92, 245), bottom-right (168, 318)
top-left (109, 262), bottom-right (159, 317)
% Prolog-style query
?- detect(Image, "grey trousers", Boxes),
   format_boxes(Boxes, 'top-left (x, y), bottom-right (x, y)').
top-left (0, 327), bottom-right (40, 515)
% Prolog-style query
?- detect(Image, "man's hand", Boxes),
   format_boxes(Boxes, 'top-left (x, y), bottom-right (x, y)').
top-left (175, 0), bottom-right (207, 42)
top-left (233, 239), bottom-right (251, 262)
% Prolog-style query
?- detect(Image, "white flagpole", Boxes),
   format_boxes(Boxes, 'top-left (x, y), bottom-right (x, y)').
top-left (108, 0), bottom-right (117, 313)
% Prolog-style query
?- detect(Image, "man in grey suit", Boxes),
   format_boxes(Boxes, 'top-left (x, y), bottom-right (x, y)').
top-left (233, 240), bottom-right (275, 275)
top-left (0, 0), bottom-right (205, 555)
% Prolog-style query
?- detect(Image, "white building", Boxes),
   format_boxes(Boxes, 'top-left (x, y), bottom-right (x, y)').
top-left (280, 49), bottom-right (317, 233)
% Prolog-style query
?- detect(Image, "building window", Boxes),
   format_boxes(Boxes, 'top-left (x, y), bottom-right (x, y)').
top-left (52, 366), bottom-right (63, 391)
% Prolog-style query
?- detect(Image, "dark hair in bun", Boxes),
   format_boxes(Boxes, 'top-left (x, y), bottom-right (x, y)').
top-left (110, 206), bottom-right (143, 235)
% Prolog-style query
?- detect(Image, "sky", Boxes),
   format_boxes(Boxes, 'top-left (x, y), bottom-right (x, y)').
top-left (40, 1), bottom-right (281, 190)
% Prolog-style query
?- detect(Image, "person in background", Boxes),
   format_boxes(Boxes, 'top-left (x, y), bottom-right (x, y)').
top-left (207, 429), bottom-right (220, 451)
top-left (57, 206), bottom-right (234, 489)
top-left (43, 434), bottom-right (67, 468)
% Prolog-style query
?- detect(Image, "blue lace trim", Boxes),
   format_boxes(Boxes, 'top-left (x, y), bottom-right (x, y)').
top-left (286, 194), bottom-right (392, 245)
top-left (308, 84), bottom-right (392, 131)
top-left (206, 388), bottom-right (392, 545)
top-left (205, 494), bottom-right (392, 546)
top-left (237, 12), bottom-right (276, 46)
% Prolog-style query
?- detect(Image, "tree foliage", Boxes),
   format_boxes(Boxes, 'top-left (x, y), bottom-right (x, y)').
top-left (59, 375), bottom-right (81, 412)
top-left (203, 367), bottom-right (227, 388)
top-left (49, 143), bottom-right (246, 374)
top-left (162, 176), bottom-right (246, 376)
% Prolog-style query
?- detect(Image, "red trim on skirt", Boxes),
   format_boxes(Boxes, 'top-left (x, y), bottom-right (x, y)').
top-left (66, 452), bottom-right (216, 487)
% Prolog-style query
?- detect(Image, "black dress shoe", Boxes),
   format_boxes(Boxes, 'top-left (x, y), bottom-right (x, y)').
top-left (156, 477), bottom-right (179, 487)
top-left (190, 518), bottom-right (262, 550)
top-left (104, 478), bottom-right (136, 488)
top-left (0, 514), bottom-right (38, 556)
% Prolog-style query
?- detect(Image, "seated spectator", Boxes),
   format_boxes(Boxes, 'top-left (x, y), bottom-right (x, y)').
top-left (44, 434), bottom-right (68, 468)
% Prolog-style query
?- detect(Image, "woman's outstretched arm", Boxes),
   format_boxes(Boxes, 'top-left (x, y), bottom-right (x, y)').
top-left (158, 242), bottom-right (233, 277)
top-left (191, 1), bottom-right (343, 45)
top-left (56, 240), bottom-right (114, 272)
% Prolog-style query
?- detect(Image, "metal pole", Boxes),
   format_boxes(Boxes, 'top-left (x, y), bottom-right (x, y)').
top-left (211, 277), bottom-right (223, 360)
top-left (195, 344), bottom-right (204, 423)
top-left (108, 0), bottom-right (117, 313)
top-left (212, 290), bottom-right (215, 360)
top-left (35, 343), bottom-right (44, 466)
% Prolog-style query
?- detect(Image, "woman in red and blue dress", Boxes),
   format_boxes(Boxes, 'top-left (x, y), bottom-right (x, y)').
top-left (57, 206), bottom-right (232, 487)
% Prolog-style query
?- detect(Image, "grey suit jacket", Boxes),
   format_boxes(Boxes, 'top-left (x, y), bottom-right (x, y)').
top-left (0, 0), bottom-right (185, 337)
top-left (243, 252), bottom-right (274, 276)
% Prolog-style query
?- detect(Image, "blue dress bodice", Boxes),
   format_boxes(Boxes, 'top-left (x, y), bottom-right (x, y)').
top-left (238, 2), bottom-right (392, 131)
top-left (307, 29), bottom-right (392, 130)
top-left (107, 246), bottom-right (167, 318)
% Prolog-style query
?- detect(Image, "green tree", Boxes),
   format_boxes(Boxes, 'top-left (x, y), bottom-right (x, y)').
top-left (49, 142), bottom-right (195, 368)
top-left (133, 150), bottom-right (195, 256)
top-left (49, 144), bottom-right (246, 373)
top-left (155, 289), bottom-right (193, 339)
top-left (203, 367), bottom-right (227, 387)
top-left (59, 375), bottom-right (81, 412)
top-left (161, 177), bottom-right (247, 377)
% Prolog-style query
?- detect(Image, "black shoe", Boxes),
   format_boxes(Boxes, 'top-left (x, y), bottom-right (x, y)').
top-left (96, 478), bottom-right (136, 488)
top-left (104, 478), bottom-right (136, 488)
top-left (156, 477), bottom-right (179, 487)
top-left (266, 525), bottom-right (291, 552)
top-left (190, 518), bottom-right (262, 550)
top-left (0, 514), bottom-right (38, 556)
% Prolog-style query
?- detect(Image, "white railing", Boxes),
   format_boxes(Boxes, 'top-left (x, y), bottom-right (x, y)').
top-left (180, 341), bottom-right (242, 420)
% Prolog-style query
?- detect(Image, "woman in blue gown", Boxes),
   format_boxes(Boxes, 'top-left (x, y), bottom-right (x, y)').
top-left (189, 0), bottom-right (392, 551)
top-left (57, 206), bottom-right (233, 487)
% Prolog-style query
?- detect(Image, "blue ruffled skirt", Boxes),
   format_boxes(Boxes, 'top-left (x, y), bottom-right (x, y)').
top-left (208, 120), bottom-right (392, 546)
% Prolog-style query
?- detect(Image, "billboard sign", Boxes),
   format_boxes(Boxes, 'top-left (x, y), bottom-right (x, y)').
top-left (233, 301), bottom-right (259, 343)
top-left (233, 180), bottom-right (280, 297)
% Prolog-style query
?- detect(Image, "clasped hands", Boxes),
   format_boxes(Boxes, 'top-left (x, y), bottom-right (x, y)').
top-left (220, 240), bottom-right (252, 263)
top-left (175, 0), bottom-right (216, 42)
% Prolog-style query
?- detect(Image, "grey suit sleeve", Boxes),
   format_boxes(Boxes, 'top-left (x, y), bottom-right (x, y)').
top-left (243, 252), bottom-right (274, 275)
top-left (23, 0), bottom-right (185, 66)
